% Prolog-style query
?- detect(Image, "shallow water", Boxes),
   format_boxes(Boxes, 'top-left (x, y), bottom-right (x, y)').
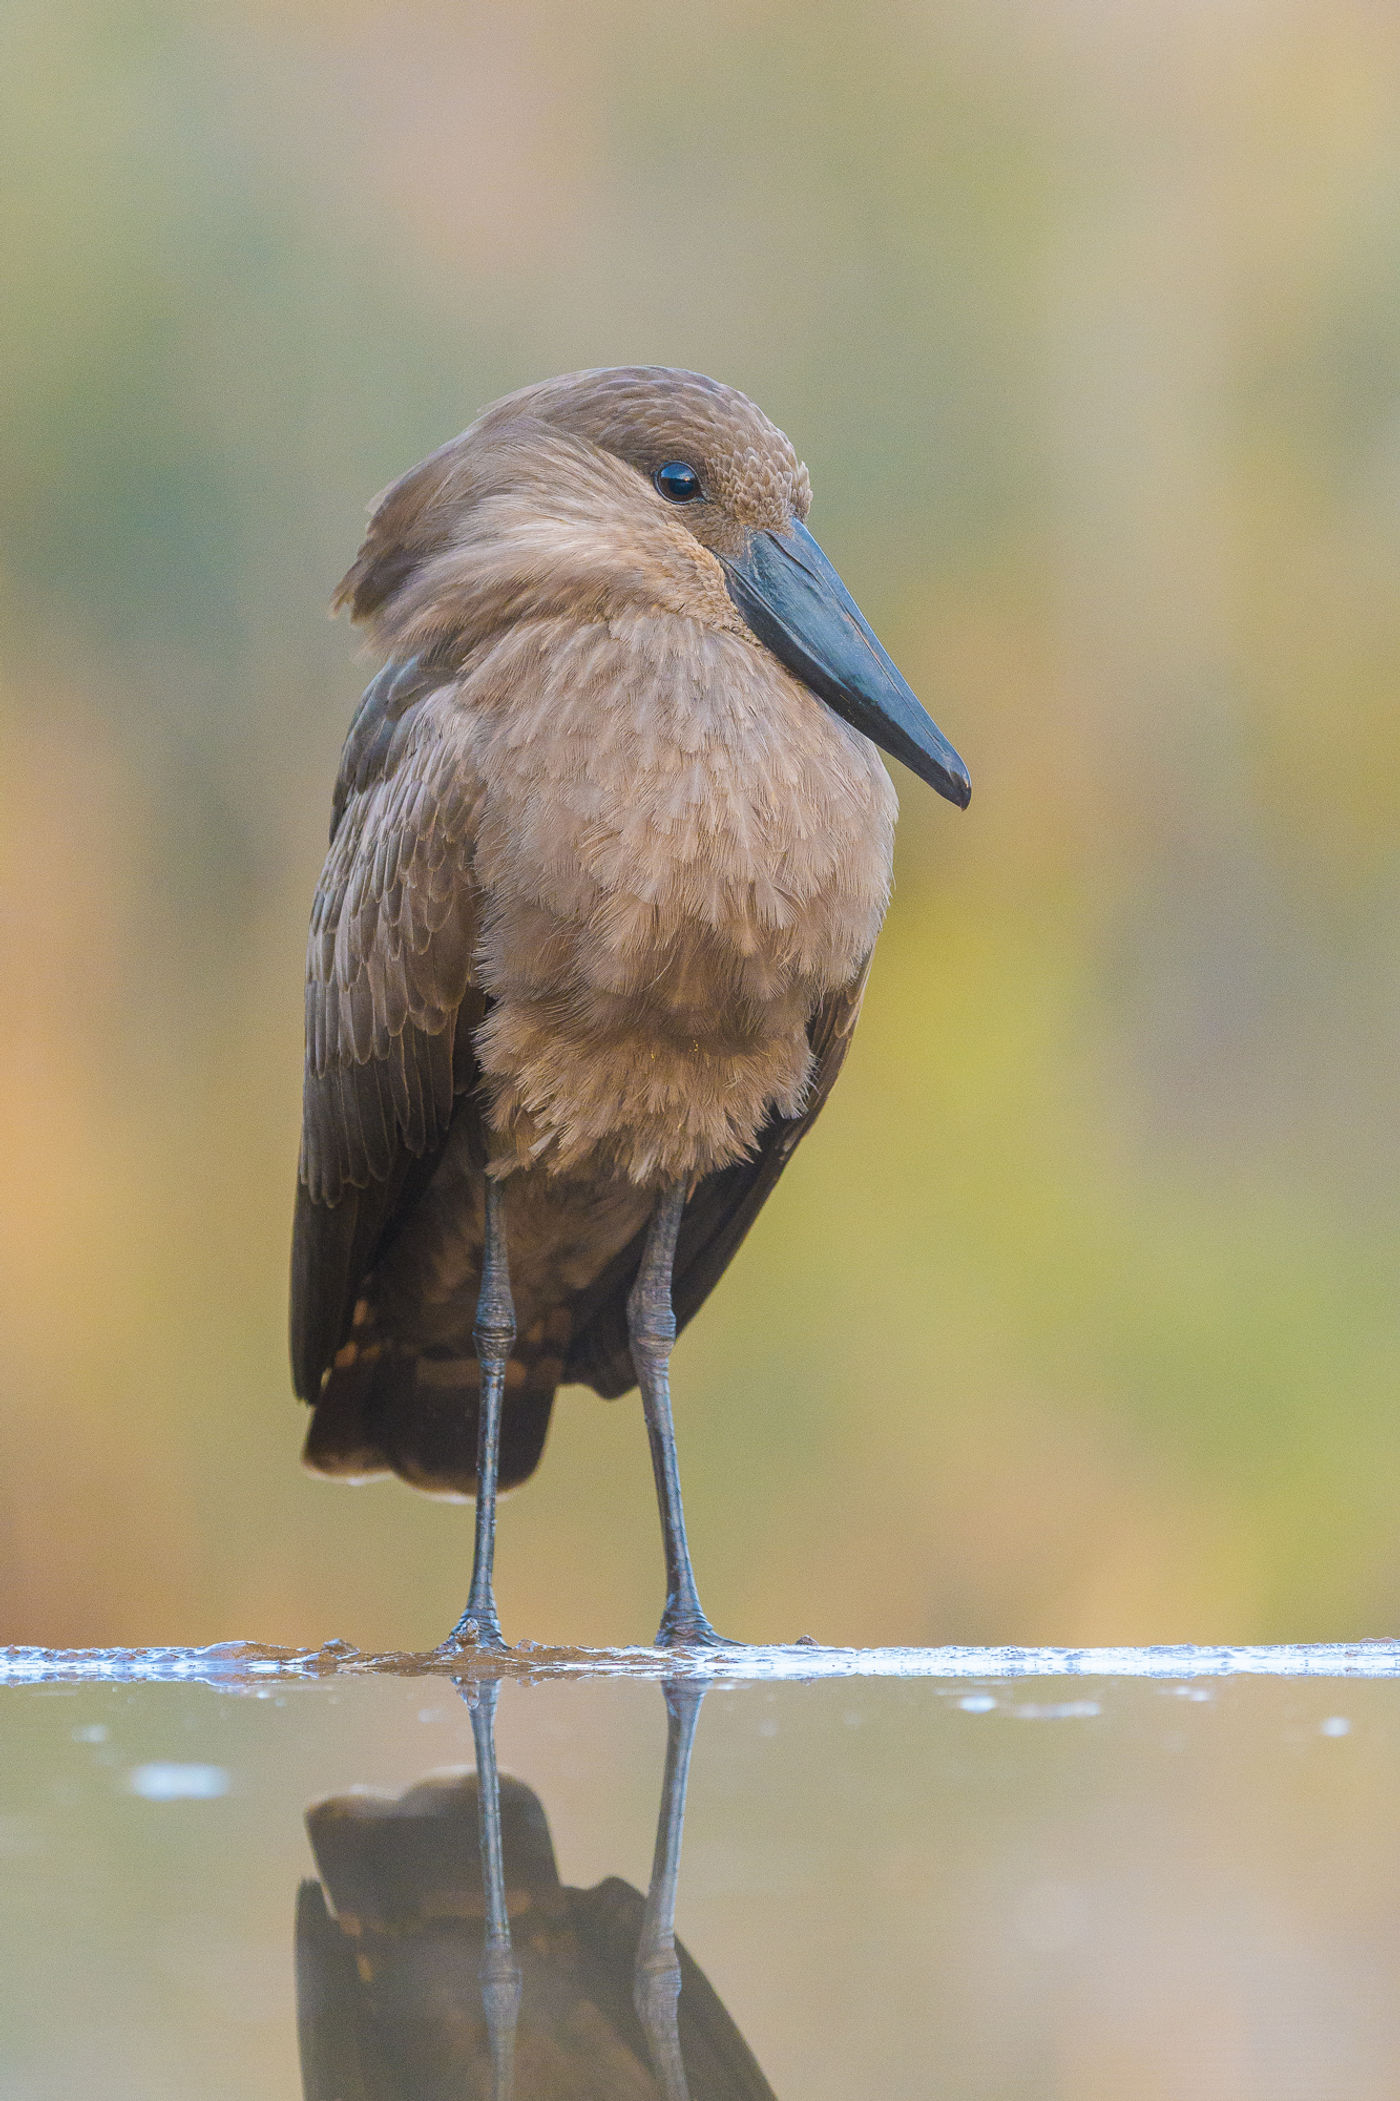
top-left (4, 1647), bottom-right (1400, 2098)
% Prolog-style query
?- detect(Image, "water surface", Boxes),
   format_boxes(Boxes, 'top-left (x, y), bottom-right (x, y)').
top-left (3, 1650), bottom-right (1399, 2097)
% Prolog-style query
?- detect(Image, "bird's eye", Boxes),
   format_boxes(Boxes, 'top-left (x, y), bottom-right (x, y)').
top-left (654, 460), bottom-right (702, 503)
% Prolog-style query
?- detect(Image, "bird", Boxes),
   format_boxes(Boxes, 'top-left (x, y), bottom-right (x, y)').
top-left (290, 365), bottom-right (969, 1652)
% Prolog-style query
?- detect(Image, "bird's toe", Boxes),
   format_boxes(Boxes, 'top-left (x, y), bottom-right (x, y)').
top-left (435, 1611), bottom-right (510, 1658)
top-left (654, 1609), bottom-right (740, 1651)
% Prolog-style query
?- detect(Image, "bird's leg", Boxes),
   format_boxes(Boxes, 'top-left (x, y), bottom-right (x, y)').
top-left (466, 1677), bottom-right (522, 2101)
top-left (633, 1679), bottom-right (707, 2101)
top-left (628, 1181), bottom-right (726, 1648)
top-left (449, 1176), bottom-right (515, 1650)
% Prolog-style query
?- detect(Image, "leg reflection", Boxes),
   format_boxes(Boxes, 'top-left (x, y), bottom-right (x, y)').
top-left (468, 1676), bottom-right (523, 2101)
top-left (634, 1679), bottom-right (706, 2101)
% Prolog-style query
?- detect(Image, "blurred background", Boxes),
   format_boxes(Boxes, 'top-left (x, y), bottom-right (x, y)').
top-left (3, 0), bottom-right (1400, 1652)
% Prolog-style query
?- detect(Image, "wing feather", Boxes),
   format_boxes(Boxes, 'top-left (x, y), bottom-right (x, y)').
top-left (290, 654), bottom-right (485, 1401)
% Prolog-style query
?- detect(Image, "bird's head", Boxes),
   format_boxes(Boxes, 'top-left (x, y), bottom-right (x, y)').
top-left (336, 365), bottom-right (970, 809)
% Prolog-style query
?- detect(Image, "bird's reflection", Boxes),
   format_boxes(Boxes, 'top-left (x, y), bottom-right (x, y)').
top-left (295, 1679), bottom-right (776, 2100)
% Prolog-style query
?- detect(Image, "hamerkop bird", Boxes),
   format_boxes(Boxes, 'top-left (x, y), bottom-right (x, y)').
top-left (291, 366), bottom-right (969, 1649)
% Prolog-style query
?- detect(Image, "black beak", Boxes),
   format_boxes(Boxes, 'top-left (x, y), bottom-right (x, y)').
top-left (721, 520), bottom-right (971, 809)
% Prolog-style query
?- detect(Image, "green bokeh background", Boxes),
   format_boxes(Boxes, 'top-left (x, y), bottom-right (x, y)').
top-left (3, 0), bottom-right (1400, 1650)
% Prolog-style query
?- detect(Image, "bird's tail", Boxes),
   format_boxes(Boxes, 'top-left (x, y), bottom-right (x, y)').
top-left (302, 1309), bottom-right (570, 1498)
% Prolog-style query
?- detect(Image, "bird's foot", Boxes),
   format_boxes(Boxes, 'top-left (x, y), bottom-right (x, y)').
top-left (654, 1604), bottom-right (739, 1651)
top-left (435, 1608), bottom-right (509, 1657)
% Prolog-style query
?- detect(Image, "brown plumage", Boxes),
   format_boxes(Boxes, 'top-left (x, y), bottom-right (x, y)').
top-left (291, 366), bottom-right (968, 1645)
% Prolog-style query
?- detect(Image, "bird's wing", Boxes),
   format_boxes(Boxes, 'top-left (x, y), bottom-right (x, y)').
top-left (294, 1879), bottom-right (379, 2101)
top-left (575, 1876), bottom-right (779, 2098)
top-left (290, 653), bottom-right (487, 1400)
top-left (564, 962), bottom-right (872, 1398)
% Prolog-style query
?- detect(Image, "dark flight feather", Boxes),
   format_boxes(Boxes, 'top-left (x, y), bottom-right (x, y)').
top-left (291, 650), bottom-right (483, 1397)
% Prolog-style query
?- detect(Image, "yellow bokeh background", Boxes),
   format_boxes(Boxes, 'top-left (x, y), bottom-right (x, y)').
top-left (4, 0), bottom-right (1400, 1650)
